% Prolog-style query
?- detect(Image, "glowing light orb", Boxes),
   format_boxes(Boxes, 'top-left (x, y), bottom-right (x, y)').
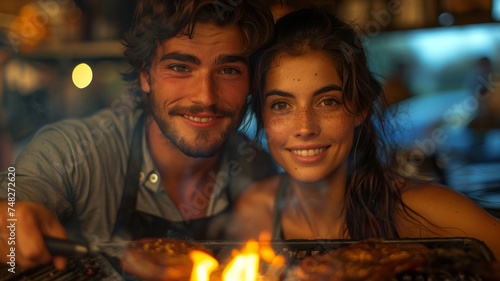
top-left (72, 63), bottom-right (93, 89)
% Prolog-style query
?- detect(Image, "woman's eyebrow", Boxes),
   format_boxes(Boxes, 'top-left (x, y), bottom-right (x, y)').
top-left (264, 89), bottom-right (294, 99)
top-left (264, 85), bottom-right (342, 99)
top-left (312, 85), bottom-right (342, 96)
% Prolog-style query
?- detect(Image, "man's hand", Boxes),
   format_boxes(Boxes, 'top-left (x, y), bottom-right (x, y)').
top-left (0, 201), bottom-right (68, 270)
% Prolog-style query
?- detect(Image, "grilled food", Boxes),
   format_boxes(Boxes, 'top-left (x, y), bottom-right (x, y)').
top-left (120, 238), bottom-right (211, 281)
top-left (294, 240), bottom-right (431, 281)
top-left (294, 239), bottom-right (500, 281)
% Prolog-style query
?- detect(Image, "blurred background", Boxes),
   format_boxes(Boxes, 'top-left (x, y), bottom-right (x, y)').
top-left (0, 0), bottom-right (499, 211)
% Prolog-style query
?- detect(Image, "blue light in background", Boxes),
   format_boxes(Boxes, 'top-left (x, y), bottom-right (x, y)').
top-left (408, 24), bottom-right (498, 69)
top-left (493, 0), bottom-right (500, 21)
top-left (366, 23), bottom-right (500, 95)
top-left (364, 22), bottom-right (500, 151)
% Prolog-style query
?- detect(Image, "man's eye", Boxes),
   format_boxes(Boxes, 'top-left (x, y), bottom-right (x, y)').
top-left (320, 99), bottom-right (339, 107)
top-left (219, 68), bottom-right (241, 75)
top-left (169, 65), bottom-right (190, 73)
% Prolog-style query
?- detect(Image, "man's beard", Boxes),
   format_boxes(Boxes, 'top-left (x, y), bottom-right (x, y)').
top-left (147, 94), bottom-right (244, 158)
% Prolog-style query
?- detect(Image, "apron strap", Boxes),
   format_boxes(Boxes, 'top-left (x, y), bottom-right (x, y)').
top-left (111, 113), bottom-right (145, 240)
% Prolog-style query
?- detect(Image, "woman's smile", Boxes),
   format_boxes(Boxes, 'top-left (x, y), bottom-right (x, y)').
top-left (289, 146), bottom-right (328, 157)
top-left (288, 145), bottom-right (330, 165)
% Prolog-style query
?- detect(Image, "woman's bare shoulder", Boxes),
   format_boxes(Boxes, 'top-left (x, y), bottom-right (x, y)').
top-left (397, 179), bottom-right (500, 234)
top-left (396, 179), bottom-right (500, 259)
top-left (399, 179), bottom-right (445, 192)
top-left (398, 179), bottom-right (471, 206)
top-left (398, 179), bottom-right (478, 215)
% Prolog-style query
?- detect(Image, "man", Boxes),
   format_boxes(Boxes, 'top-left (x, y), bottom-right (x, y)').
top-left (0, 0), bottom-right (276, 270)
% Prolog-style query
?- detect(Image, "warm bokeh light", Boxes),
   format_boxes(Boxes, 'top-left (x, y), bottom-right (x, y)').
top-left (189, 250), bottom-right (219, 281)
top-left (72, 63), bottom-right (93, 89)
top-left (9, 4), bottom-right (48, 51)
top-left (271, 255), bottom-right (286, 266)
top-left (258, 231), bottom-right (282, 265)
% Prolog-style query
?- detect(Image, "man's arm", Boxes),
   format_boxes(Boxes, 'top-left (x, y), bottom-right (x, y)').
top-left (0, 200), bottom-right (68, 270)
top-left (0, 123), bottom-right (82, 269)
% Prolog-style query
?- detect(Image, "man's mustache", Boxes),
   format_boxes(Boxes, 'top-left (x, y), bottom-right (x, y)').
top-left (168, 104), bottom-right (236, 118)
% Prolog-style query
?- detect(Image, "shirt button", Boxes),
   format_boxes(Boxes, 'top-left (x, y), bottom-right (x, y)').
top-left (139, 172), bottom-right (145, 181)
top-left (149, 173), bottom-right (159, 183)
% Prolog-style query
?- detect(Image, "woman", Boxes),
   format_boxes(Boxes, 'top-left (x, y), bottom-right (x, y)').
top-left (235, 8), bottom-right (500, 259)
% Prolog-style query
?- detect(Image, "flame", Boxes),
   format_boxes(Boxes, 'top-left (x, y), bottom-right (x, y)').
top-left (189, 231), bottom-right (284, 281)
top-left (222, 240), bottom-right (260, 281)
top-left (190, 250), bottom-right (219, 281)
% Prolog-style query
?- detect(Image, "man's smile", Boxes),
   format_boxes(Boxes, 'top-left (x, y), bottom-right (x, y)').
top-left (183, 115), bottom-right (218, 123)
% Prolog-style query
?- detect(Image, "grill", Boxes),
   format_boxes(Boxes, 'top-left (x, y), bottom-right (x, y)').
top-left (0, 255), bottom-right (123, 281)
top-left (203, 237), bottom-right (498, 281)
top-left (0, 238), bottom-right (497, 281)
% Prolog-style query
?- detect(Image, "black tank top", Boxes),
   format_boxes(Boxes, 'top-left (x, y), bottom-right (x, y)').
top-left (271, 173), bottom-right (289, 240)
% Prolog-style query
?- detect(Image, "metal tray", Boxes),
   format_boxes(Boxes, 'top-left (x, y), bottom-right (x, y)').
top-left (200, 237), bottom-right (496, 262)
top-left (200, 237), bottom-right (499, 281)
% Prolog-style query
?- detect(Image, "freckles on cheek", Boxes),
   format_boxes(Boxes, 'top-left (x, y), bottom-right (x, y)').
top-left (263, 117), bottom-right (288, 136)
top-left (264, 117), bottom-right (290, 149)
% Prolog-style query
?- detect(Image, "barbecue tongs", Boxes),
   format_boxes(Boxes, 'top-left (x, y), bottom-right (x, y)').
top-left (44, 236), bottom-right (123, 273)
top-left (44, 236), bottom-right (104, 256)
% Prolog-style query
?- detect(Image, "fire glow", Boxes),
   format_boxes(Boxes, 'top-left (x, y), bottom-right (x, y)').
top-left (190, 232), bottom-right (285, 281)
top-left (190, 251), bottom-right (219, 281)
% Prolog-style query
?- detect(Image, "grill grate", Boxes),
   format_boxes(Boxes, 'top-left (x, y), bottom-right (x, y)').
top-left (0, 255), bottom-right (123, 281)
top-left (202, 238), bottom-right (499, 281)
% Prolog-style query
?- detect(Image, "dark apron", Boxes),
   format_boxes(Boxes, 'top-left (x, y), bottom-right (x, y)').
top-left (111, 114), bottom-right (233, 241)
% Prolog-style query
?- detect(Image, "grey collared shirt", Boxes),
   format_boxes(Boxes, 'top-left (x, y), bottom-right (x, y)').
top-left (0, 108), bottom-right (277, 242)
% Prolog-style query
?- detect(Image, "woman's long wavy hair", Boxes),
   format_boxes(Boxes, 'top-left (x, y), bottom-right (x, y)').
top-left (252, 8), bottom-right (419, 239)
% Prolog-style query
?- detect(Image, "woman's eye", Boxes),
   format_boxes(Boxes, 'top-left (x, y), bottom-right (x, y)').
top-left (271, 102), bottom-right (289, 110)
top-left (169, 65), bottom-right (190, 73)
